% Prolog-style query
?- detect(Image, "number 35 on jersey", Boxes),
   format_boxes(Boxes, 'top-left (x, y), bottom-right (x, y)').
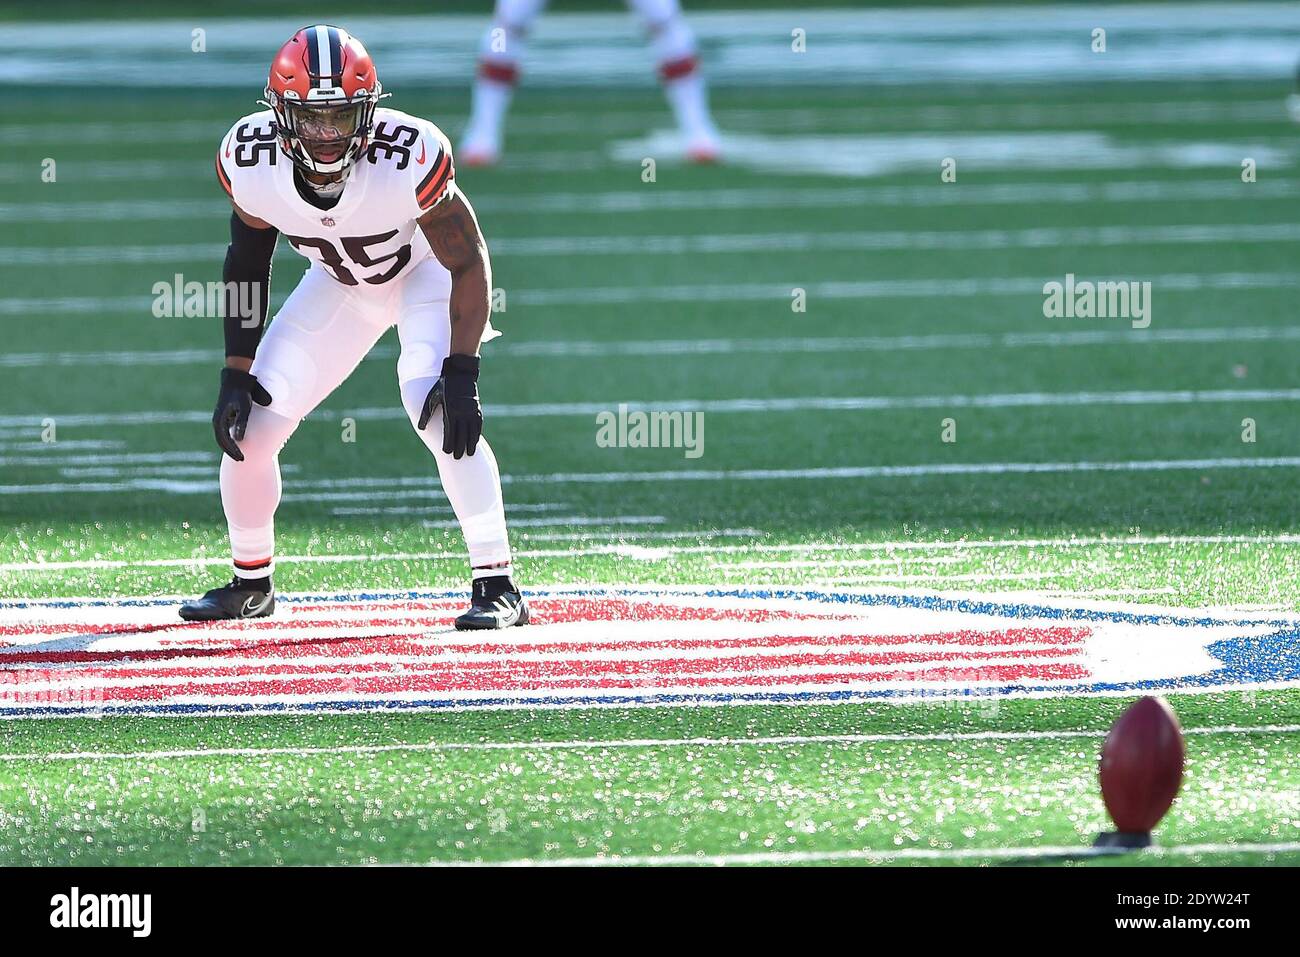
top-left (215, 107), bottom-right (457, 288)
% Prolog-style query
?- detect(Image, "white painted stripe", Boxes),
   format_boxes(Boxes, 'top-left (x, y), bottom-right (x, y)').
top-left (331, 503), bottom-right (569, 516)
top-left (731, 572), bottom-right (1067, 583)
top-left (9, 222), bottom-right (1300, 266)
top-left (509, 456), bottom-right (1300, 486)
top-left (522, 528), bottom-right (764, 542)
top-left (0, 440), bottom-right (121, 452)
top-left (1, 723), bottom-right (1294, 764)
top-left (6, 271), bottom-right (1297, 316)
top-left (6, 8), bottom-right (1299, 89)
top-left (6, 530), bottom-right (1300, 574)
top-left (723, 557), bottom-right (973, 569)
top-left (0, 649), bottom-right (1090, 693)
top-left (1, 454), bottom-right (1298, 499)
top-left (2, 324), bottom-right (1298, 370)
top-left (466, 840), bottom-right (1300, 867)
top-left (1, 178), bottom-right (1294, 225)
top-left (0, 101), bottom-right (1282, 152)
top-left (4, 386), bottom-right (1296, 433)
top-left (0, 450), bottom-right (210, 467)
top-left (418, 515), bottom-right (665, 530)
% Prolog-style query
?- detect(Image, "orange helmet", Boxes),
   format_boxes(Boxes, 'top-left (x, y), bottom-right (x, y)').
top-left (261, 25), bottom-right (384, 175)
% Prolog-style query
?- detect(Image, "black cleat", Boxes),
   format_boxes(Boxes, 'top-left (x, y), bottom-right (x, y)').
top-left (179, 578), bottom-right (275, 622)
top-left (455, 577), bottom-right (530, 630)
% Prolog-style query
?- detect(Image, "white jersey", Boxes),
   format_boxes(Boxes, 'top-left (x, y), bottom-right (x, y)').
top-left (216, 107), bottom-right (457, 291)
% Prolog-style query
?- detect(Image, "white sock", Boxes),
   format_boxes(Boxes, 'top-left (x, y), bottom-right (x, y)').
top-left (472, 563), bottom-right (513, 582)
top-left (662, 69), bottom-right (717, 143)
top-left (463, 74), bottom-right (514, 153)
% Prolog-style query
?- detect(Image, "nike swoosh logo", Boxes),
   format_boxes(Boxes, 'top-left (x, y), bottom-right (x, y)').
top-left (415, 141), bottom-right (427, 165)
top-left (240, 593), bottom-right (272, 617)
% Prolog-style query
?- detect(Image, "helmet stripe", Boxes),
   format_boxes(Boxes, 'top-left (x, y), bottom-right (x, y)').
top-left (314, 24), bottom-right (332, 87)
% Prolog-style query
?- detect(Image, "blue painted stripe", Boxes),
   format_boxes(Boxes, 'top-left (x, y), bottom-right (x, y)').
top-left (1, 585), bottom-right (1288, 631)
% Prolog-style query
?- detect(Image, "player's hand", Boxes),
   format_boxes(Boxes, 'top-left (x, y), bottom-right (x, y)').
top-left (418, 353), bottom-right (482, 459)
top-left (213, 367), bottom-right (272, 462)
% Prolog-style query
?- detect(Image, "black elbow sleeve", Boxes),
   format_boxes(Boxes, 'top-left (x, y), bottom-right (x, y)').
top-left (222, 212), bottom-right (279, 359)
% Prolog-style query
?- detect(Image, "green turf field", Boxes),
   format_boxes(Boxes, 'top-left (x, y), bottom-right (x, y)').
top-left (3, 7), bottom-right (1300, 866)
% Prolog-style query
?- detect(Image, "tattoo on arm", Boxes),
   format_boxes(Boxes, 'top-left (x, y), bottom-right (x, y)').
top-left (419, 194), bottom-right (492, 355)
top-left (421, 196), bottom-right (484, 274)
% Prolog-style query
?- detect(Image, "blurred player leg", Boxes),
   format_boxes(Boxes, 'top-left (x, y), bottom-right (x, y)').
top-left (1289, 61), bottom-right (1300, 123)
top-left (628, 0), bottom-right (721, 162)
top-left (220, 267), bottom-right (389, 584)
top-left (461, 0), bottom-right (549, 166)
top-left (393, 260), bottom-right (514, 579)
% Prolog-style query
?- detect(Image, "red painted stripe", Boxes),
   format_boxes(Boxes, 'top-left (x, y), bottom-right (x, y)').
top-left (0, 625), bottom-right (1088, 666)
top-left (4, 645), bottom-right (1083, 685)
top-left (0, 661), bottom-right (1090, 704)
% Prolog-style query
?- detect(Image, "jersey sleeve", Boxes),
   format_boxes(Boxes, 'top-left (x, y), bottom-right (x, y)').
top-left (411, 120), bottom-right (458, 215)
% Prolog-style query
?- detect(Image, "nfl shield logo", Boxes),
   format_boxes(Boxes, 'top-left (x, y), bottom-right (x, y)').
top-left (320, 216), bottom-right (336, 227)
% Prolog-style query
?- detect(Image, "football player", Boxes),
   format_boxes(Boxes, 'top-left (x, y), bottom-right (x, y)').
top-left (460, 0), bottom-right (721, 166)
top-left (180, 24), bottom-right (529, 630)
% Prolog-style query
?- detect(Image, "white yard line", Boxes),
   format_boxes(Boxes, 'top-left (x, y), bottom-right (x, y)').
top-left (6, 8), bottom-right (1299, 89)
top-left (2, 325), bottom-right (1298, 370)
top-left (4, 386), bottom-right (1298, 433)
top-left (720, 557), bottom-right (970, 569)
top-left (9, 222), bottom-right (1300, 266)
top-left (755, 572), bottom-right (1068, 583)
top-left (2, 723), bottom-right (1296, 764)
top-left (330, 503), bottom-right (570, 516)
top-left (0, 450), bottom-right (210, 468)
top-left (507, 456), bottom-right (1300, 486)
top-left (4, 452), bottom-right (1300, 499)
top-left (6, 529), bottom-right (1300, 574)
top-left (1, 101), bottom-right (1282, 151)
top-left (5, 271), bottom-right (1300, 317)
top-left (4, 454), bottom-right (1300, 500)
top-left (522, 528), bottom-right (764, 542)
top-left (419, 515), bottom-right (665, 530)
top-left (2, 179), bottom-right (1294, 225)
top-left (465, 840), bottom-right (1300, 867)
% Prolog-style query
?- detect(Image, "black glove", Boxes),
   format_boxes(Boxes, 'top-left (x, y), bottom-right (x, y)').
top-left (212, 367), bottom-right (272, 462)
top-left (418, 353), bottom-right (482, 459)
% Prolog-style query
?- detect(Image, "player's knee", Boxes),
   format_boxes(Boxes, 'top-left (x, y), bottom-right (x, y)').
top-left (229, 408), bottom-right (296, 465)
top-left (399, 375), bottom-right (438, 430)
top-left (651, 19), bottom-right (696, 67)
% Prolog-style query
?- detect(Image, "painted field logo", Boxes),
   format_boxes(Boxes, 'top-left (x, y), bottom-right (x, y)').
top-left (0, 587), bottom-right (1296, 716)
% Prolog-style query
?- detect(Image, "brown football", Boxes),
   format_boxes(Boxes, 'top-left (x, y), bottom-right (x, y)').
top-left (1099, 696), bottom-right (1185, 833)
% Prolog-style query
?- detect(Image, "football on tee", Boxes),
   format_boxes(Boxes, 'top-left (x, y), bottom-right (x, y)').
top-left (1098, 695), bottom-right (1186, 834)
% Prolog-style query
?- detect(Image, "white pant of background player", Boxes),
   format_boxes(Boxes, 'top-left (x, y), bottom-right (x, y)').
top-left (461, 0), bottom-right (720, 165)
top-left (222, 257), bottom-right (511, 578)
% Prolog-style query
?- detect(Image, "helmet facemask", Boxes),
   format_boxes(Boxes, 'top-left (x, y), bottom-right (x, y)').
top-left (264, 86), bottom-right (380, 176)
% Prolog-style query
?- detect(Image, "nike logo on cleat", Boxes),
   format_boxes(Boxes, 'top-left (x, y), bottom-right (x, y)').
top-left (240, 593), bottom-right (273, 617)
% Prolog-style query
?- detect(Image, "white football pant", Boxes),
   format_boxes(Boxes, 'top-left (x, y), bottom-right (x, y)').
top-left (462, 0), bottom-right (719, 159)
top-left (221, 257), bottom-right (512, 580)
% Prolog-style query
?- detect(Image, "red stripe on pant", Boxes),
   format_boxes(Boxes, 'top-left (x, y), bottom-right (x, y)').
top-left (658, 55), bottom-right (698, 82)
top-left (478, 59), bottom-right (519, 85)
